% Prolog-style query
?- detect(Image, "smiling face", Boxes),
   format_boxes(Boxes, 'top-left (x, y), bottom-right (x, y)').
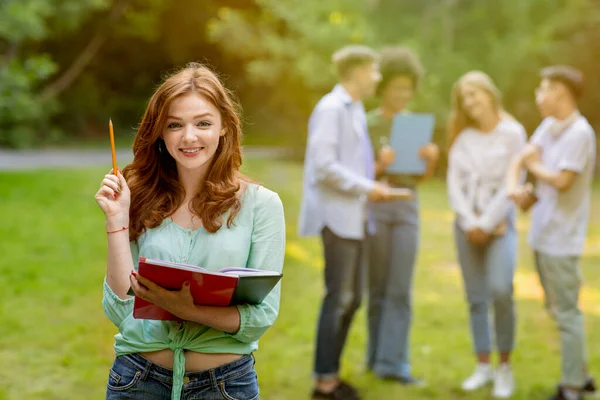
top-left (350, 61), bottom-right (382, 99)
top-left (459, 82), bottom-right (495, 123)
top-left (162, 92), bottom-right (224, 174)
top-left (535, 78), bottom-right (572, 118)
top-left (381, 75), bottom-right (415, 112)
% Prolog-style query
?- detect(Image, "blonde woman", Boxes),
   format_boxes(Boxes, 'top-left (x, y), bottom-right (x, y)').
top-left (447, 71), bottom-right (526, 398)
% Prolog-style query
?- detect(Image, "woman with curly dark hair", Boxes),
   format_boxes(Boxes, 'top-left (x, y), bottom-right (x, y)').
top-left (366, 46), bottom-right (438, 387)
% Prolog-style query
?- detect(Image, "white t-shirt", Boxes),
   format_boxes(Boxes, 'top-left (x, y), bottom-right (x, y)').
top-left (528, 114), bottom-right (596, 256)
top-left (447, 119), bottom-right (527, 232)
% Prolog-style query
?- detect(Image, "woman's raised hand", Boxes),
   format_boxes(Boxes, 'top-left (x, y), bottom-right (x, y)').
top-left (95, 170), bottom-right (131, 225)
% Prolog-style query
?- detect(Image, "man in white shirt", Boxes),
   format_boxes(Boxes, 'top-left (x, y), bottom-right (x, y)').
top-left (299, 45), bottom-right (396, 400)
top-left (507, 65), bottom-right (596, 400)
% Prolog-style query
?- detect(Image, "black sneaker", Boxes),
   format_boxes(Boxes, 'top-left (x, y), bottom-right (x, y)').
top-left (548, 386), bottom-right (583, 400)
top-left (583, 377), bottom-right (597, 396)
top-left (312, 380), bottom-right (362, 400)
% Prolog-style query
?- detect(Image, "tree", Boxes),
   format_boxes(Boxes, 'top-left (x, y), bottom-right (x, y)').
top-left (0, 0), bottom-right (166, 148)
top-left (2, 0), bottom-right (599, 152)
top-left (207, 0), bottom-right (376, 145)
top-left (208, 0), bottom-right (600, 153)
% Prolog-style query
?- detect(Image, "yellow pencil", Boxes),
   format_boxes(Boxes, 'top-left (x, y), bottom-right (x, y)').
top-left (109, 119), bottom-right (118, 174)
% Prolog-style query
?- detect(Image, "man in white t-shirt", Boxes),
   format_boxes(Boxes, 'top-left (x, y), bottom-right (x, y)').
top-left (507, 66), bottom-right (596, 400)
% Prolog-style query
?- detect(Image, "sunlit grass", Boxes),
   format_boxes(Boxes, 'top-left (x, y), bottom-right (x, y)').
top-left (0, 161), bottom-right (599, 399)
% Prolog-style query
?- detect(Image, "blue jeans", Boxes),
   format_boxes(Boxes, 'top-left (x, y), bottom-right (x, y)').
top-left (454, 216), bottom-right (517, 355)
top-left (106, 353), bottom-right (259, 400)
top-left (314, 226), bottom-right (365, 379)
top-left (367, 197), bottom-right (419, 378)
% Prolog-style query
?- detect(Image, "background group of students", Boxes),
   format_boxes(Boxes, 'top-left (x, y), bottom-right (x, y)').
top-left (299, 44), bottom-right (596, 400)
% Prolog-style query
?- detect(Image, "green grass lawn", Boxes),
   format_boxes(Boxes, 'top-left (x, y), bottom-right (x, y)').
top-left (1, 159), bottom-right (599, 400)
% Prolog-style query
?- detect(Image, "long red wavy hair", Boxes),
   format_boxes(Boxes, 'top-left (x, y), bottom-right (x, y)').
top-left (123, 63), bottom-right (245, 241)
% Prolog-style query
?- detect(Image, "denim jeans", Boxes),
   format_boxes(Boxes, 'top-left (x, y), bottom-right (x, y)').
top-left (314, 226), bottom-right (366, 379)
top-left (367, 197), bottom-right (419, 378)
top-left (106, 353), bottom-right (259, 400)
top-left (535, 251), bottom-right (588, 387)
top-left (454, 216), bottom-right (517, 355)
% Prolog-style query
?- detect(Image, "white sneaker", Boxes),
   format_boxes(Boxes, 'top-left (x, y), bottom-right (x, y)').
top-left (462, 363), bottom-right (494, 391)
top-left (492, 363), bottom-right (515, 398)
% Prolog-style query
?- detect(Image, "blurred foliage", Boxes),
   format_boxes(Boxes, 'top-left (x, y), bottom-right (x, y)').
top-left (0, 0), bottom-right (166, 147)
top-left (0, 0), bottom-right (599, 150)
top-left (0, 0), bottom-right (109, 147)
top-left (209, 0), bottom-right (600, 150)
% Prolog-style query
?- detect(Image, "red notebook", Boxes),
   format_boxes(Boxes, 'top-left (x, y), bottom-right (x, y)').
top-left (130, 257), bottom-right (282, 321)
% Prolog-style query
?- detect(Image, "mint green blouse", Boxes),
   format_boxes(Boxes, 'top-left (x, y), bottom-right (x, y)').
top-left (102, 184), bottom-right (286, 400)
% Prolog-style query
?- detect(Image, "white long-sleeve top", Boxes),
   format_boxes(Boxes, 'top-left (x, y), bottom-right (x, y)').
top-left (447, 119), bottom-right (526, 232)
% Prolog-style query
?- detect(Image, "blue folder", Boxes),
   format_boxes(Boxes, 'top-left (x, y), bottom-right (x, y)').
top-left (386, 113), bottom-right (435, 174)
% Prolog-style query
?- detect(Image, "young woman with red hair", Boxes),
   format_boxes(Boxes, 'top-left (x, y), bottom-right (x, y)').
top-left (95, 63), bottom-right (285, 400)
